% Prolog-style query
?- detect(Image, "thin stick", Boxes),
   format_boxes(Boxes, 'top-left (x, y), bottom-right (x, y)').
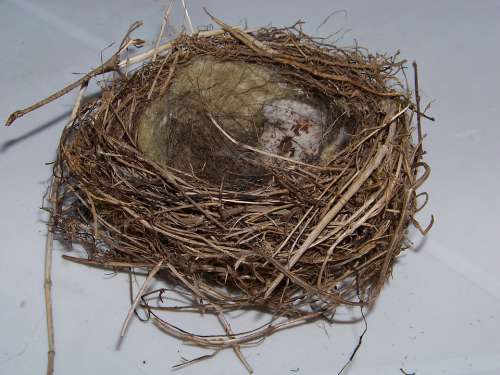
top-left (44, 83), bottom-right (88, 375)
top-left (119, 260), bottom-right (163, 338)
top-left (412, 61), bottom-right (422, 146)
top-left (374, 189), bottom-right (412, 295)
top-left (412, 61), bottom-right (423, 160)
top-left (117, 26), bottom-right (251, 69)
top-left (120, 40), bottom-right (172, 69)
top-left (147, 52), bottom-right (170, 99)
top-left (5, 21), bottom-right (144, 127)
top-left (159, 52), bottom-right (179, 96)
top-left (152, 0), bottom-right (174, 62)
top-left (44, 184), bottom-right (57, 375)
top-left (181, 0), bottom-right (195, 35)
top-left (265, 118), bottom-right (397, 298)
top-left (70, 84), bottom-right (88, 120)
top-left (5, 56), bottom-right (116, 127)
top-left (214, 306), bottom-right (253, 373)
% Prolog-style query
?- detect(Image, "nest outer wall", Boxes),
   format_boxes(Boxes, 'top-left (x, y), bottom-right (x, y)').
top-left (53, 23), bottom-right (431, 349)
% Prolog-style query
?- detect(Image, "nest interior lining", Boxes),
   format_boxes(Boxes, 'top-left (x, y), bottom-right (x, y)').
top-left (53, 21), bottom-right (430, 353)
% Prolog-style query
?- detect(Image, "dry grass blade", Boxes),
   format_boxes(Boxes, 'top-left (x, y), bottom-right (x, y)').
top-left (152, 0), bottom-right (174, 62)
top-left (119, 260), bottom-right (163, 339)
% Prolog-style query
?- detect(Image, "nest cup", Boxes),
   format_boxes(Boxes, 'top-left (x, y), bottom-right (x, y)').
top-left (53, 19), bottom-right (431, 356)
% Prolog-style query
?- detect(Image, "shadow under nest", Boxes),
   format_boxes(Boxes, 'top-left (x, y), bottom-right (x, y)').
top-left (52, 22), bottom-right (431, 352)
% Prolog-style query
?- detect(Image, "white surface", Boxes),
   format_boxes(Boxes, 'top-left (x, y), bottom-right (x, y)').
top-left (1, 1), bottom-right (499, 374)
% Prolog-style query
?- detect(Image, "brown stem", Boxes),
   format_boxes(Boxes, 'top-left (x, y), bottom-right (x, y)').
top-left (412, 61), bottom-right (423, 159)
top-left (4, 20), bottom-right (146, 127)
top-left (44, 82), bottom-right (88, 375)
top-left (5, 55), bottom-right (118, 127)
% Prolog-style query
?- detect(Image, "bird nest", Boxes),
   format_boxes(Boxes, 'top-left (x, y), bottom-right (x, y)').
top-left (9, 14), bottom-right (433, 371)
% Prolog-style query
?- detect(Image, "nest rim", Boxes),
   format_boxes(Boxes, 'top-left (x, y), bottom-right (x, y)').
top-left (51, 21), bottom-right (432, 352)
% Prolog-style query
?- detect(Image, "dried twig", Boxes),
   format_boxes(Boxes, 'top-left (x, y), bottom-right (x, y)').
top-left (5, 22), bottom-right (144, 127)
top-left (181, 0), bottom-right (195, 35)
top-left (119, 260), bottom-right (164, 339)
top-left (152, 0), bottom-right (174, 62)
top-left (214, 306), bottom-right (253, 373)
top-left (412, 61), bottom-right (424, 161)
top-left (44, 182), bottom-right (57, 375)
top-left (44, 82), bottom-right (88, 375)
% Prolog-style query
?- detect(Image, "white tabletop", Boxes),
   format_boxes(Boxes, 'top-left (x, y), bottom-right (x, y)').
top-left (1, 1), bottom-right (499, 374)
